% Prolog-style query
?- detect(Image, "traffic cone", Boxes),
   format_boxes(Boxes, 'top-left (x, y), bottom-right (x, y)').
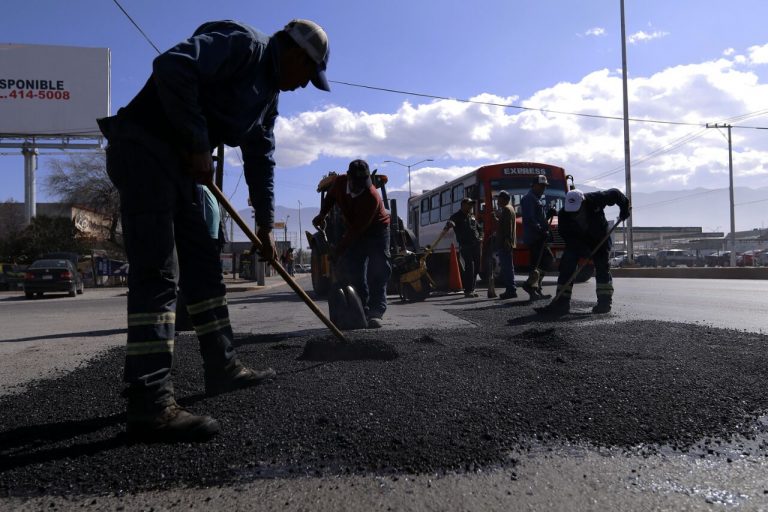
top-left (448, 243), bottom-right (463, 291)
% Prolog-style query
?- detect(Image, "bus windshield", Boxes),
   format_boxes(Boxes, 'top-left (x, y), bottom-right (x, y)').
top-left (488, 178), bottom-right (567, 214)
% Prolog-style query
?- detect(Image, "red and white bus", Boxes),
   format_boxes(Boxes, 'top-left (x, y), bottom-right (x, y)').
top-left (406, 161), bottom-right (571, 277)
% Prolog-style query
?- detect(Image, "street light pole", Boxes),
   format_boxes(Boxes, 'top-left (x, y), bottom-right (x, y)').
top-left (706, 123), bottom-right (737, 267)
top-left (383, 158), bottom-right (434, 197)
top-left (285, 215), bottom-right (290, 243)
top-left (297, 200), bottom-right (302, 253)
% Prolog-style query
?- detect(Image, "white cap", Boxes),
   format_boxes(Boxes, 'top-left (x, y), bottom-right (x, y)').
top-left (284, 19), bottom-right (330, 91)
top-left (536, 175), bottom-right (549, 186)
top-left (564, 189), bottom-right (585, 212)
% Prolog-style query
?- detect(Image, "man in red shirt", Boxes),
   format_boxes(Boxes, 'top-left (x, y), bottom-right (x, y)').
top-left (312, 160), bottom-right (391, 328)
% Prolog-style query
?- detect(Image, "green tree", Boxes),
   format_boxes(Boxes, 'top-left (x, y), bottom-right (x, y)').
top-left (1, 215), bottom-right (84, 264)
top-left (45, 152), bottom-right (121, 244)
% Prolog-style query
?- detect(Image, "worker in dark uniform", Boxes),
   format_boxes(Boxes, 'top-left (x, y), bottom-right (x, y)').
top-left (496, 190), bottom-right (517, 299)
top-left (520, 175), bottom-right (554, 300)
top-left (98, 19), bottom-right (331, 442)
top-left (542, 188), bottom-right (631, 315)
top-left (312, 159), bottom-right (392, 328)
top-left (449, 197), bottom-right (482, 298)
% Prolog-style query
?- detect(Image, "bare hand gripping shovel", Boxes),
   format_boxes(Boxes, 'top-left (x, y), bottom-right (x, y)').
top-left (208, 183), bottom-right (348, 343)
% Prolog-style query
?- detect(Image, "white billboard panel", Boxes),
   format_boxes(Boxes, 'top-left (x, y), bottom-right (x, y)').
top-left (0, 43), bottom-right (110, 137)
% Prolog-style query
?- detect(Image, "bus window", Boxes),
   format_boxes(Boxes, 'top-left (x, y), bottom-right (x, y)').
top-left (440, 189), bottom-right (452, 221)
top-left (420, 198), bottom-right (430, 226)
top-left (430, 194), bottom-right (440, 223)
top-left (451, 184), bottom-right (464, 212)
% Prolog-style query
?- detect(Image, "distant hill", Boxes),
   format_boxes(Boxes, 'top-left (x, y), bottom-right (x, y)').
top-left (225, 187), bottom-right (768, 243)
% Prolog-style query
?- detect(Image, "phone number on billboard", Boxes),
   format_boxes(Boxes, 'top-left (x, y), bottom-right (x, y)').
top-left (1, 90), bottom-right (71, 100)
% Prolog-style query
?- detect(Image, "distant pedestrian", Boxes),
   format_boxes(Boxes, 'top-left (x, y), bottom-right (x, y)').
top-left (496, 190), bottom-right (517, 299)
top-left (284, 248), bottom-right (295, 276)
top-left (541, 188), bottom-right (631, 315)
top-left (520, 175), bottom-right (554, 300)
top-left (449, 198), bottom-right (482, 298)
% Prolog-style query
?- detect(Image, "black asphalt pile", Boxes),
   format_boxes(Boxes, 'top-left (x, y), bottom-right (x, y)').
top-left (3, 301), bottom-right (768, 497)
top-left (299, 335), bottom-right (399, 361)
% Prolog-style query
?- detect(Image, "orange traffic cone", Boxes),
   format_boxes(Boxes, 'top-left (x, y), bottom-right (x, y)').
top-left (448, 243), bottom-right (463, 291)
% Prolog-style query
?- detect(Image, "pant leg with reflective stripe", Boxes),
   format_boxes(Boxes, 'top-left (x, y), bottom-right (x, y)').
top-left (556, 248), bottom-right (580, 303)
top-left (107, 138), bottom-right (181, 403)
top-left (175, 194), bottom-right (236, 372)
top-left (593, 246), bottom-right (613, 304)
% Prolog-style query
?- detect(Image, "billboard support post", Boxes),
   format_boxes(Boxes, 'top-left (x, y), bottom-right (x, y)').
top-left (22, 143), bottom-right (38, 225)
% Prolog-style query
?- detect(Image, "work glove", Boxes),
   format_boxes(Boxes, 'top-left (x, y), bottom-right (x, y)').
top-left (619, 207), bottom-right (631, 222)
top-left (444, 220), bottom-right (456, 231)
top-left (312, 214), bottom-right (327, 231)
top-left (184, 151), bottom-right (214, 185)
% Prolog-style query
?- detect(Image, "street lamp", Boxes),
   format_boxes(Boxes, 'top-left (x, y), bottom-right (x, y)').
top-left (383, 158), bottom-right (434, 197)
top-left (285, 215), bottom-right (290, 243)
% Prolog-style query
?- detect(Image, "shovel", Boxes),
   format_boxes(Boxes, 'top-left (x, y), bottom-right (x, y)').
top-left (208, 183), bottom-right (348, 343)
top-left (535, 217), bottom-right (623, 313)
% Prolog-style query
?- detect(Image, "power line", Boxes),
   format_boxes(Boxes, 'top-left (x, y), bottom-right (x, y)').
top-left (632, 188), bottom-right (723, 210)
top-left (735, 197), bottom-right (768, 207)
top-left (111, 0), bottom-right (161, 55)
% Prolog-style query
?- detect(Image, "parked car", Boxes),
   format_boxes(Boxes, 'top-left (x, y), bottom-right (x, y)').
top-left (704, 251), bottom-right (732, 267)
top-left (655, 249), bottom-right (702, 267)
top-left (736, 250), bottom-right (767, 267)
top-left (23, 259), bottom-right (84, 299)
top-left (633, 254), bottom-right (657, 267)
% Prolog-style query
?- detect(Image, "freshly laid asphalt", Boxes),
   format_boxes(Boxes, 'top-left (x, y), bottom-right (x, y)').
top-left (2, 299), bottom-right (768, 499)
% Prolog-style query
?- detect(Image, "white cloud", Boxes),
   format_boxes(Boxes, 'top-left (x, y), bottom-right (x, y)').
top-left (584, 27), bottom-right (605, 37)
top-left (747, 43), bottom-right (768, 64)
top-left (244, 45), bottom-right (768, 199)
top-left (627, 30), bottom-right (669, 44)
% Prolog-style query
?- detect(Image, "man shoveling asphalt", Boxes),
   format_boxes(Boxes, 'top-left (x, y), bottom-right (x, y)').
top-left (98, 19), bottom-right (331, 442)
top-left (536, 188), bottom-right (630, 315)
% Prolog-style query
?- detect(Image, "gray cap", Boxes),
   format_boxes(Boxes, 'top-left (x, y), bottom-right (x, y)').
top-left (284, 19), bottom-right (330, 91)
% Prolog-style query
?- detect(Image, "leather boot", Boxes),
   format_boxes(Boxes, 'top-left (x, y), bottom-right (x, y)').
top-left (204, 359), bottom-right (276, 396)
top-left (126, 390), bottom-right (220, 442)
top-left (592, 302), bottom-right (612, 314)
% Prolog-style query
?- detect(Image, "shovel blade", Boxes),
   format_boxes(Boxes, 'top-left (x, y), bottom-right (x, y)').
top-left (329, 284), bottom-right (368, 330)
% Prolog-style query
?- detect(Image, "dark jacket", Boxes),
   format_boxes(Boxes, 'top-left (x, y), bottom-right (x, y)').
top-left (98, 20), bottom-right (279, 229)
top-left (496, 204), bottom-right (517, 251)
top-left (449, 209), bottom-right (481, 248)
top-left (558, 189), bottom-right (629, 253)
top-left (521, 189), bottom-right (548, 245)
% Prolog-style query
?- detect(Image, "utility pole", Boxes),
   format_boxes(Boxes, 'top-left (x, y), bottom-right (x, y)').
top-left (620, 0), bottom-right (634, 262)
top-left (706, 123), bottom-right (737, 267)
top-left (297, 200), bottom-right (303, 263)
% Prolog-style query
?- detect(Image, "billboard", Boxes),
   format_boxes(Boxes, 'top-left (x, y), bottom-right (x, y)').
top-left (0, 43), bottom-right (110, 137)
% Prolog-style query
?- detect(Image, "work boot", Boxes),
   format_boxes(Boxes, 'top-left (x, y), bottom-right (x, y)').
top-left (204, 359), bottom-right (276, 396)
top-left (522, 283), bottom-right (536, 299)
top-left (592, 302), bottom-right (612, 314)
top-left (499, 289), bottom-right (517, 300)
top-left (127, 398), bottom-right (220, 443)
top-left (366, 317), bottom-right (383, 329)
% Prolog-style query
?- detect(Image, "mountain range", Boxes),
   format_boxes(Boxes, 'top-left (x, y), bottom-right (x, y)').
top-left (226, 187), bottom-right (768, 243)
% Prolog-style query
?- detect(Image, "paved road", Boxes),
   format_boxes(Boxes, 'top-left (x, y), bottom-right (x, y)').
top-left (1, 276), bottom-right (768, 511)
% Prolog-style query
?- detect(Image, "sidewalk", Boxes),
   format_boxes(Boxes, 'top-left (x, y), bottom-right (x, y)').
top-left (224, 272), bottom-right (310, 293)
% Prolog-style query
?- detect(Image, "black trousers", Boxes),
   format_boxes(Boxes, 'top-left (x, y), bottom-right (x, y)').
top-left (105, 136), bottom-right (235, 406)
top-left (459, 244), bottom-right (481, 293)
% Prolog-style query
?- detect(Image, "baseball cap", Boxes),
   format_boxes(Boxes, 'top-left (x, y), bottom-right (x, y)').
top-left (284, 19), bottom-right (330, 91)
top-left (564, 189), bottom-right (585, 212)
top-left (347, 159), bottom-right (371, 178)
top-left (497, 190), bottom-right (510, 199)
top-left (461, 197), bottom-right (475, 205)
top-left (534, 175), bottom-right (549, 186)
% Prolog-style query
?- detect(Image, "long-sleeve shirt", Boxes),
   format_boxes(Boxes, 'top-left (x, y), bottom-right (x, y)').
top-left (448, 210), bottom-right (482, 248)
top-left (558, 189), bottom-right (629, 252)
top-left (521, 189), bottom-right (548, 245)
top-left (318, 175), bottom-right (390, 251)
top-left (110, 20), bottom-right (279, 229)
top-left (496, 204), bottom-right (517, 251)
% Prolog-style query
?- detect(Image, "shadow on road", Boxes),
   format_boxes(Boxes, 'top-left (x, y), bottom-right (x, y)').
top-left (0, 328), bottom-right (126, 344)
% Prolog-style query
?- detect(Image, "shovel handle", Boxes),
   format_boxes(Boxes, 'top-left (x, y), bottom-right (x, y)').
top-left (547, 217), bottom-right (624, 304)
top-left (208, 184), bottom-right (348, 343)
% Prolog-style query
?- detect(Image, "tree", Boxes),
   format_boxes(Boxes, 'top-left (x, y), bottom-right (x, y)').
top-left (45, 153), bottom-right (121, 244)
top-left (0, 215), bottom-right (84, 264)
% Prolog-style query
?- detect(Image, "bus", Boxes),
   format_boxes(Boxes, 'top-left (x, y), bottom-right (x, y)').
top-left (406, 161), bottom-right (572, 282)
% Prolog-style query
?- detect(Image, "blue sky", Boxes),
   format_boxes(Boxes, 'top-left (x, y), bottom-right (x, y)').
top-left (1, 0), bottom-right (767, 230)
